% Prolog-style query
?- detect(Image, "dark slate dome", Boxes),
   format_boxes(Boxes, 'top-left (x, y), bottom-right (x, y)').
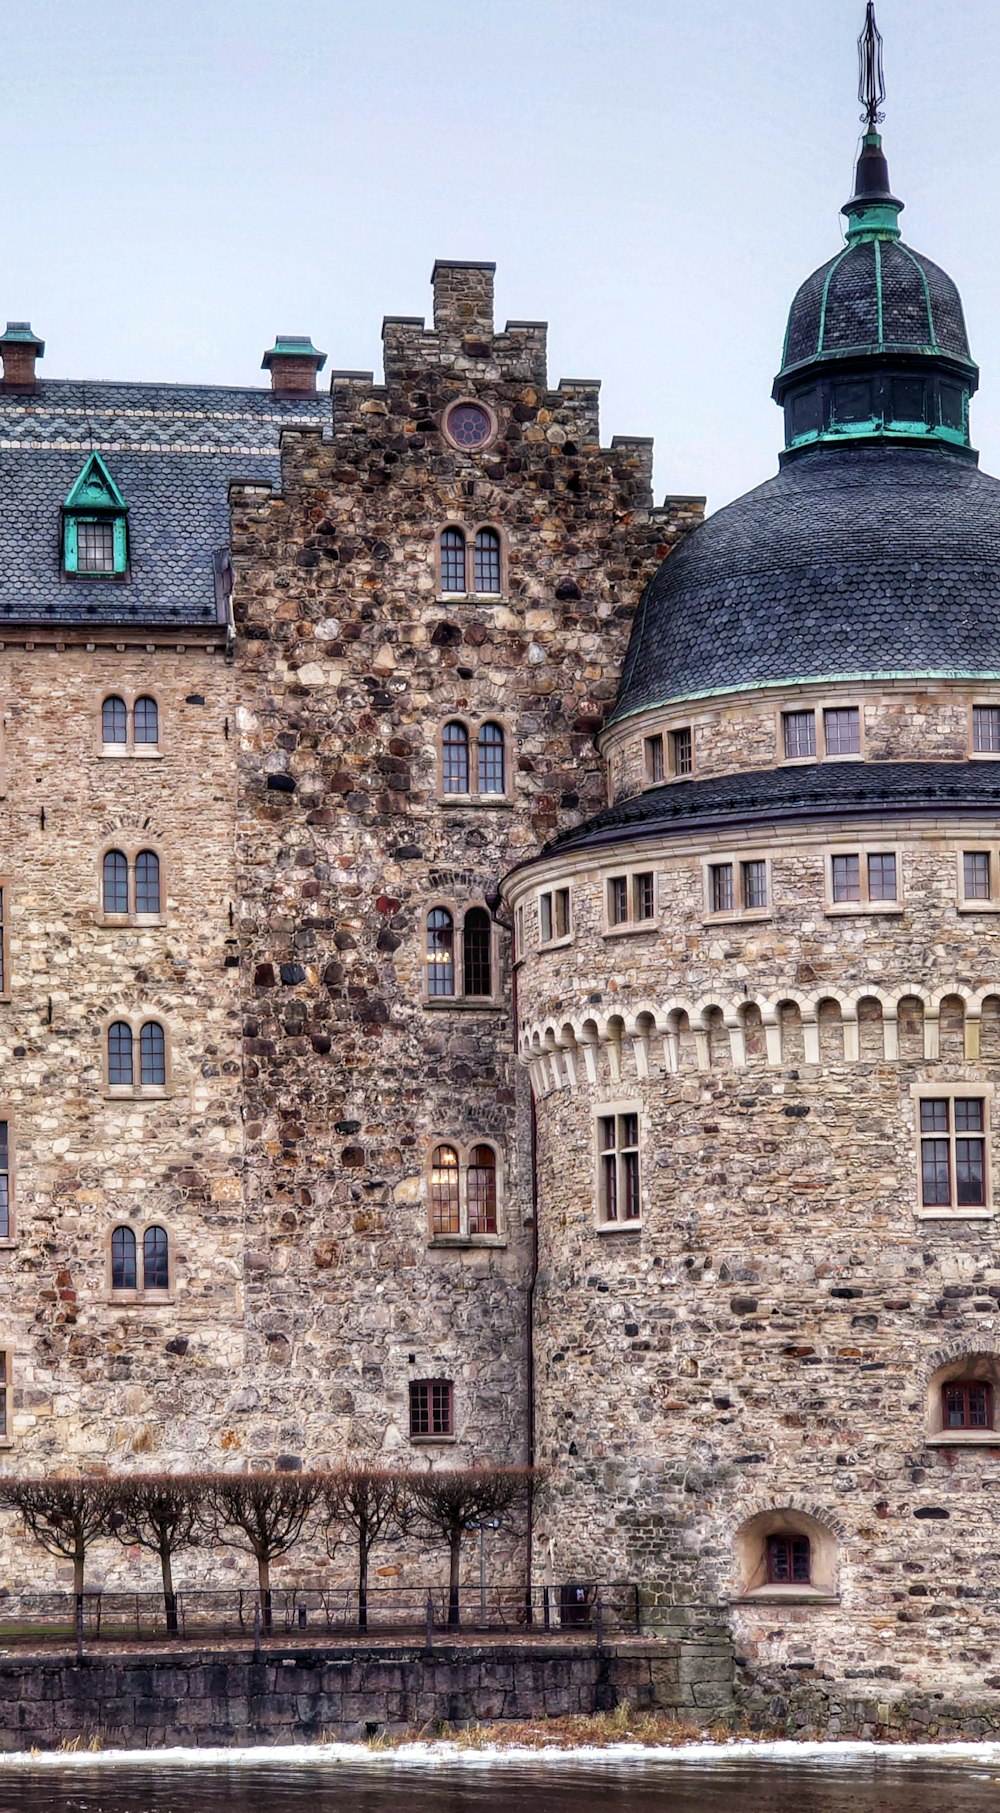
top-left (782, 238), bottom-right (971, 370)
top-left (610, 445), bottom-right (1000, 723)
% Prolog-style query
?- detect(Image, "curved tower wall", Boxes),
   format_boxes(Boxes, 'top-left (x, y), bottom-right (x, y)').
top-left (510, 790), bottom-right (1000, 1683)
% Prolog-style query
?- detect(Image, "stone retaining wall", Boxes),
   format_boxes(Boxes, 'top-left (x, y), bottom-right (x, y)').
top-left (738, 1664), bottom-right (1000, 1740)
top-left (0, 1636), bottom-right (733, 1750)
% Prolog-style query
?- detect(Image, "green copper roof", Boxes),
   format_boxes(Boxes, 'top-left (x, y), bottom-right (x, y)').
top-left (63, 452), bottom-right (127, 513)
top-left (261, 336), bottom-right (327, 372)
top-left (0, 321), bottom-right (44, 355)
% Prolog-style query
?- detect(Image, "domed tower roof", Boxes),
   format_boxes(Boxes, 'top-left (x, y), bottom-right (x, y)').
top-left (610, 5), bottom-right (989, 727)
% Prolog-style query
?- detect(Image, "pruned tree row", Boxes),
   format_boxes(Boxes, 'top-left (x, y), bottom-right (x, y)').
top-left (0, 1467), bottom-right (534, 1633)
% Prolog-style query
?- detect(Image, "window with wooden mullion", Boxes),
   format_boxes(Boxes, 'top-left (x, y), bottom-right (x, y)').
top-left (598, 1113), bottom-right (640, 1224)
top-left (766, 1534), bottom-right (810, 1584)
top-left (943, 1379), bottom-right (993, 1431)
top-left (920, 1097), bottom-right (986, 1209)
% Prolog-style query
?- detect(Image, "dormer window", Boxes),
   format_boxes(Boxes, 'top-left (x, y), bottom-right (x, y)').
top-left (63, 453), bottom-right (128, 578)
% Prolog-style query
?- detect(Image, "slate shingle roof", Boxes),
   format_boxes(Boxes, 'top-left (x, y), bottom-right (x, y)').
top-left (781, 239), bottom-right (972, 371)
top-left (0, 379), bottom-right (328, 625)
top-left (541, 760), bottom-right (1000, 859)
top-left (611, 445), bottom-right (1000, 724)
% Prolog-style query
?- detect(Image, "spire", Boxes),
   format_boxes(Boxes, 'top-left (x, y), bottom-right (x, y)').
top-left (843, 3), bottom-right (903, 242)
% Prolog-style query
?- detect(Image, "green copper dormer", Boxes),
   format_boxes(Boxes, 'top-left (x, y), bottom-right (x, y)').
top-left (62, 454), bottom-right (128, 577)
top-left (773, 8), bottom-right (978, 461)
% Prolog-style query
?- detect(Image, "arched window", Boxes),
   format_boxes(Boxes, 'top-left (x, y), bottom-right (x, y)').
top-left (473, 527), bottom-right (501, 594)
top-left (426, 908), bottom-right (455, 997)
top-left (103, 850), bottom-right (128, 915)
top-left (139, 1021), bottom-right (166, 1087)
top-left (102, 696), bottom-right (127, 745)
top-left (766, 1534), bottom-right (811, 1585)
top-left (135, 850), bottom-right (161, 915)
top-left (111, 1225), bottom-right (137, 1291)
top-left (143, 1225), bottom-right (169, 1291)
top-left (134, 696), bottom-right (159, 745)
top-left (430, 1144), bottom-right (461, 1235)
top-left (467, 1145), bottom-right (497, 1235)
top-left (442, 721), bottom-right (470, 794)
top-left (462, 907), bottom-right (492, 997)
top-left (440, 528), bottom-right (466, 594)
top-left (476, 721), bottom-right (505, 794)
top-left (108, 1021), bottom-right (134, 1086)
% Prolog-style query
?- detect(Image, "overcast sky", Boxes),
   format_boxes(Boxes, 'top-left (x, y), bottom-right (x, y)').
top-left (2, 0), bottom-right (999, 511)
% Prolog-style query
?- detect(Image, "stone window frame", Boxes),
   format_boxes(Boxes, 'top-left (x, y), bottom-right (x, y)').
top-left (911, 1082), bottom-right (994, 1222)
top-left (777, 700), bottom-right (865, 767)
top-left (101, 1012), bottom-right (173, 1101)
top-left (822, 844), bottom-right (904, 916)
top-left (439, 397), bottom-right (499, 456)
top-left (421, 898), bottom-right (500, 1009)
top-left (97, 690), bottom-right (164, 761)
top-left (593, 1100), bottom-right (643, 1233)
top-left (0, 1116), bottom-right (17, 1248)
top-left (926, 1353), bottom-right (1000, 1447)
top-left (435, 714), bottom-right (512, 805)
top-left (104, 1218), bottom-right (175, 1306)
top-left (514, 904), bottom-right (526, 965)
top-left (604, 867), bottom-right (658, 937)
top-left (970, 701), bottom-right (1000, 760)
top-left (98, 841), bottom-right (166, 928)
top-left (0, 878), bottom-right (9, 1003)
top-left (424, 1137), bottom-right (506, 1250)
top-left (641, 723), bottom-right (695, 789)
top-left (408, 1377), bottom-right (457, 1444)
top-left (957, 846), bottom-right (1000, 913)
top-left (434, 519), bottom-right (508, 599)
top-left (538, 885), bottom-right (572, 950)
top-left (733, 1508), bottom-right (839, 1605)
top-left (0, 1348), bottom-right (13, 1448)
top-left (701, 853), bottom-right (772, 924)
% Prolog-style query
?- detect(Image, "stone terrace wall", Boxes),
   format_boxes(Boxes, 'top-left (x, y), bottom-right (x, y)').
top-left (228, 261), bottom-right (697, 1470)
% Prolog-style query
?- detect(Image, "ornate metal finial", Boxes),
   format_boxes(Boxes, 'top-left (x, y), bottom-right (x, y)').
top-left (858, 1), bottom-right (886, 128)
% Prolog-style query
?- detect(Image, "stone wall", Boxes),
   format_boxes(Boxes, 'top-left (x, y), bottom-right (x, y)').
top-left (227, 262), bottom-right (694, 1472)
top-left (604, 677), bottom-right (994, 800)
top-left (0, 1636), bottom-right (732, 1749)
top-left (0, 637), bottom-right (243, 1529)
top-left (508, 808), bottom-right (1000, 1687)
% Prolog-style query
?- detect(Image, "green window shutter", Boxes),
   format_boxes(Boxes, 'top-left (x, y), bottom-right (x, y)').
top-left (64, 516), bottom-right (78, 574)
top-left (112, 515), bottom-right (127, 573)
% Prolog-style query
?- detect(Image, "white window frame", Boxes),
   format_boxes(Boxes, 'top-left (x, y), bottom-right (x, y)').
top-left (971, 702), bottom-right (1000, 759)
top-left (779, 701), bottom-right (863, 766)
top-left (594, 1103), bottom-right (643, 1231)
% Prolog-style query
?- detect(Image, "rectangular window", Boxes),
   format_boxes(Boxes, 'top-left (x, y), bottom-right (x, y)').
top-left (944, 1381), bottom-right (992, 1430)
top-left (0, 1352), bottom-right (8, 1440)
top-left (409, 1379), bottom-right (454, 1438)
top-left (608, 876), bottom-right (629, 927)
top-left (515, 904), bottom-right (525, 960)
top-left (0, 1122), bottom-right (9, 1241)
top-left (539, 888), bottom-right (570, 945)
top-left (867, 852), bottom-right (897, 901)
top-left (76, 520), bottom-right (116, 573)
top-left (831, 854), bottom-right (861, 903)
top-left (963, 851), bottom-right (992, 901)
top-left (709, 863), bottom-right (734, 915)
top-left (670, 727), bottom-right (693, 777)
top-left (644, 734), bottom-right (664, 784)
top-left (823, 706), bottom-right (861, 756)
top-left (973, 706), bottom-right (1000, 753)
top-left (742, 860), bottom-right (768, 910)
top-left (783, 710), bottom-right (816, 760)
top-left (598, 1112), bottom-right (640, 1225)
top-left (633, 872), bottom-right (655, 921)
top-left (920, 1097), bottom-right (986, 1210)
top-left (766, 1535), bottom-right (810, 1585)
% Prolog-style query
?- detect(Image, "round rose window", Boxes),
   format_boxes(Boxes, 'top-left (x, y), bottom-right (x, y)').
top-left (445, 402), bottom-right (494, 449)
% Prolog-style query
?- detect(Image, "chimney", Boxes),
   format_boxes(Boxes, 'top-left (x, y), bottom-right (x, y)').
top-left (431, 261), bottom-right (496, 339)
top-left (261, 335), bottom-right (327, 394)
top-left (0, 321), bottom-right (44, 390)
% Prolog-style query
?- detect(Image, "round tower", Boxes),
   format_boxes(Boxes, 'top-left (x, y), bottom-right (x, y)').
top-left (505, 11), bottom-right (1000, 1693)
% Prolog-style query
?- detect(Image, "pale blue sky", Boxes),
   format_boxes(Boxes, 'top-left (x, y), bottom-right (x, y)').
top-left (2, 0), bottom-right (998, 509)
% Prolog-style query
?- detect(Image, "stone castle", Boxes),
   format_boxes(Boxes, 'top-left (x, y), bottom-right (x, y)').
top-left (1, 16), bottom-right (999, 1695)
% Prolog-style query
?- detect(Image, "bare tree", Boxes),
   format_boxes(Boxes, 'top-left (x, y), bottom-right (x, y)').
top-left (0, 1476), bottom-right (115, 1609)
top-left (203, 1471), bottom-right (322, 1632)
top-left (321, 1468), bottom-right (411, 1632)
top-left (407, 1467), bottom-right (532, 1629)
top-left (106, 1473), bottom-right (206, 1636)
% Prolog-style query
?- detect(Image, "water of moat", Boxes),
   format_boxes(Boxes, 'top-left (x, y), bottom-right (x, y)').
top-left (7, 1752), bottom-right (1000, 1812)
